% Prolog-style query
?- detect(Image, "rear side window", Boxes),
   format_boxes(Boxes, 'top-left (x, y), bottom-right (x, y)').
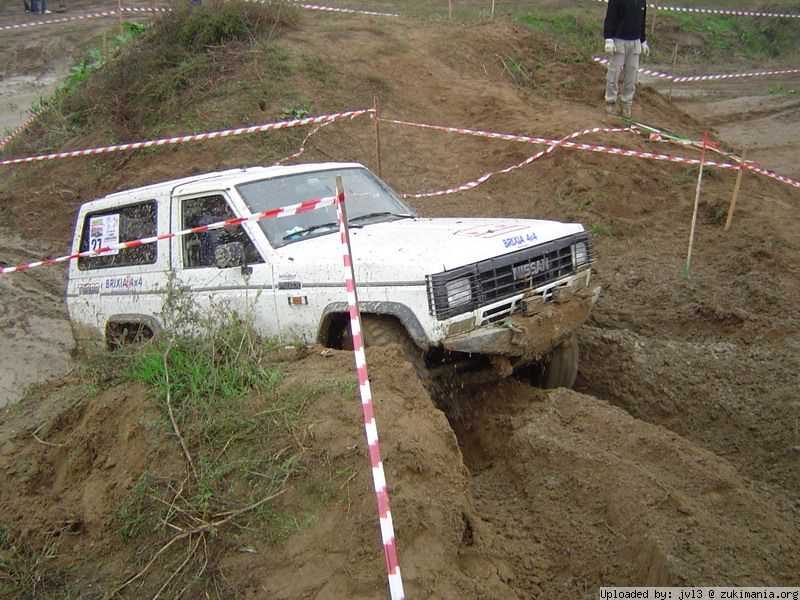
top-left (78, 200), bottom-right (157, 270)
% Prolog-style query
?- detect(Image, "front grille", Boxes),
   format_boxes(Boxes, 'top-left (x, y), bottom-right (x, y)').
top-left (427, 232), bottom-right (591, 320)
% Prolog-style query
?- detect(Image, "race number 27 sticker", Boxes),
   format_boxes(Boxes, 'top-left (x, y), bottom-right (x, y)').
top-left (89, 214), bottom-right (120, 256)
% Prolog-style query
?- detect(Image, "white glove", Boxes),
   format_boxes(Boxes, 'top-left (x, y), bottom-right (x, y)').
top-left (604, 39), bottom-right (615, 54)
top-left (642, 41), bottom-right (650, 56)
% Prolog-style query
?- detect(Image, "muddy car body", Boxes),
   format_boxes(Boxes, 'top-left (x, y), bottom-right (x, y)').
top-left (67, 162), bottom-right (599, 387)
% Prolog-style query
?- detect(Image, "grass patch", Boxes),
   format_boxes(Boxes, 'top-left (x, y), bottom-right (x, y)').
top-left (665, 13), bottom-right (799, 62)
top-left (519, 12), bottom-right (597, 58)
top-left (588, 221), bottom-right (615, 237)
top-left (13, 0), bottom-right (300, 157)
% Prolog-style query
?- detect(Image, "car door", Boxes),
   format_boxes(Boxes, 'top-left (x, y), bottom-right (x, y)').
top-left (169, 191), bottom-right (279, 338)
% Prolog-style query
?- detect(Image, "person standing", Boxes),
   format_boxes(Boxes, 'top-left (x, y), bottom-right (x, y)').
top-left (30, 0), bottom-right (50, 13)
top-left (603, 0), bottom-right (649, 118)
top-left (24, 0), bottom-right (32, 12)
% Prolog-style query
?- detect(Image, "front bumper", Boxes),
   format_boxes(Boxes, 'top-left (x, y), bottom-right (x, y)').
top-left (440, 283), bottom-right (601, 360)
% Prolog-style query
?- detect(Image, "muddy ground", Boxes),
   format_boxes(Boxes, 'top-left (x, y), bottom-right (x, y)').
top-left (0, 1), bottom-right (798, 597)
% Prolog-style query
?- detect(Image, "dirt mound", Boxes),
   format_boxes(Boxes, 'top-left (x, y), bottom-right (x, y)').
top-left (0, 348), bottom-right (508, 597)
top-left (1, 348), bottom-right (797, 597)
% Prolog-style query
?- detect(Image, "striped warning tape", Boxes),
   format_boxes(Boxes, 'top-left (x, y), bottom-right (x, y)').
top-left (0, 2), bottom-right (397, 32)
top-left (1, 10), bottom-right (118, 31)
top-left (592, 0), bottom-right (800, 19)
top-left (335, 190), bottom-right (405, 600)
top-left (592, 56), bottom-right (800, 83)
top-left (0, 109), bottom-right (372, 167)
top-left (0, 109), bottom-right (45, 151)
top-left (274, 119), bottom-right (334, 165)
top-left (291, 1), bottom-right (400, 17)
top-left (403, 125), bottom-right (636, 198)
top-left (0, 194), bottom-right (337, 275)
top-left (380, 117), bottom-right (800, 190)
top-left (0, 7), bottom-right (165, 32)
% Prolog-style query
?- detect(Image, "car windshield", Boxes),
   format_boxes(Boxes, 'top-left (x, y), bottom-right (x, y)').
top-left (236, 167), bottom-right (416, 247)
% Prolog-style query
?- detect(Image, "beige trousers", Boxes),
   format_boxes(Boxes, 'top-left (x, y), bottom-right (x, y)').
top-left (605, 38), bottom-right (641, 106)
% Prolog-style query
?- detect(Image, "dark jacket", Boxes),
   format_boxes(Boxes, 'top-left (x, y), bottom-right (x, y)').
top-left (603, 0), bottom-right (647, 42)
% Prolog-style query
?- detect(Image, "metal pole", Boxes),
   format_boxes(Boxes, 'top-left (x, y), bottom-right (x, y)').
top-left (334, 176), bottom-right (405, 600)
top-left (373, 97), bottom-right (382, 178)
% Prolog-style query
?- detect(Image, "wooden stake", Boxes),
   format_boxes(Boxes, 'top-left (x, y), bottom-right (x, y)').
top-left (449, 0), bottom-right (452, 20)
top-left (724, 150), bottom-right (748, 232)
top-left (373, 97), bottom-right (382, 178)
top-left (684, 132), bottom-right (708, 277)
top-left (118, 0), bottom-right (123, 36)
top-left (668, 43), bottom-right (678, 101)
top-left (650, 1), bottom-right (658, 37)
top-left (491, 0), bottom-right (495, 18)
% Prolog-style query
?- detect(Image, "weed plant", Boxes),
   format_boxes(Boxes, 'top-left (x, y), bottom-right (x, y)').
top-left (105, 300), bottom-right (337, 596)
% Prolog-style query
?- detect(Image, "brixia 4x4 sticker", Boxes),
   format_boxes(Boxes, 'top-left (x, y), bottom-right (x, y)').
top-left (452, 223), bottom-right (529, 239)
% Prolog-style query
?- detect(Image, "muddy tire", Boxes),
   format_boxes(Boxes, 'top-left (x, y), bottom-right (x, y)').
top-left (520, 335), bottom-right (579, 389)
top-left (343, 315), bottom-right (428, 382)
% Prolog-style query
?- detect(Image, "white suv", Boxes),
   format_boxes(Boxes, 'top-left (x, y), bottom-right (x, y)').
top-left (67, 162), bottom-right (600, 388)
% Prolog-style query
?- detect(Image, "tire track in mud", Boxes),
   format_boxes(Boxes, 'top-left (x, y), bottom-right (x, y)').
top-left (0, 230), bottom-right (74, 407)
top-left (576, 325), bottom-right (800, 497)
top-left (441, 380), bottom-right (800, 595)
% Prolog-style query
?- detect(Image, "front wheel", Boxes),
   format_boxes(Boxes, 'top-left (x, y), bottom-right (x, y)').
top-left (342, 315), bottom-right (429, 383)
top-left (519, 335), bottom-right (579, 389)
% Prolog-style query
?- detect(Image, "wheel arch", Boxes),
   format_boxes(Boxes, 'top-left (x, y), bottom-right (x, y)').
top-left (105, 314), bottom-right (162, 349)
top-left (317, 301), bottom-right (428, 349)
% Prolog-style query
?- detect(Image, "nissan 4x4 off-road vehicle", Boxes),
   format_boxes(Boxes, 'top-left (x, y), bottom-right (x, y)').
top-left (67, 162), bottom-right (600, 388)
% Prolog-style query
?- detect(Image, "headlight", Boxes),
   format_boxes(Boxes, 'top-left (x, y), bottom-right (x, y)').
top-left (445, 277), bottom-right (472, 308)
top-left (573, 241), bottom-right (588, 267)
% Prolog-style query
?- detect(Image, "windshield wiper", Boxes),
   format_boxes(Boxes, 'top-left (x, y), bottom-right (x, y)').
top-left (282, 222), bottom-right (339, 241)
top-left (349, 212), bottom-right (415, 224)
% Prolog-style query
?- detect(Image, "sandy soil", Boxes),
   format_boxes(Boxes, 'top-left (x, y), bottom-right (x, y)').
top-left (0, 1), bottom-right (799, 597)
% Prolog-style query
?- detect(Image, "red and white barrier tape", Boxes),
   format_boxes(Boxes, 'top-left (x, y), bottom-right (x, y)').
top-left (592, 56), bottom-right (800, 83)
top-left (291, 2), bottom-right (400, 17)
top-left (0, 109), bottom-right (45, 150)
top-left (0, 195), bottom-right (337, 275)
top-left (273, 119), bottom-right (334, 166)
top-left (404, 125), bottom-right (634, 198)
top-left (381, 117), bottom-right (800, 190)
top-left (0, 109), bottom-right (372, 167)
top-left (592, 0), bottom-right (799, 19)
top-left (335, 190), bottom-right (405, 600)
top-left (0, 7), bottom-right (165, 32)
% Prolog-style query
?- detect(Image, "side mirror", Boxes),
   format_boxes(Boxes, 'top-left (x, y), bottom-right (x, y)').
top-left (214, 242), bottom-right (245, 269)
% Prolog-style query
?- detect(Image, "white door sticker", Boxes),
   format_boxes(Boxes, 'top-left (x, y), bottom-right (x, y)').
top-left (89, 214), bottom-right (120, 256)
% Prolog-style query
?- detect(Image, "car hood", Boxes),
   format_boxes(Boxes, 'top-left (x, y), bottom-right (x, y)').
top-left (273, 217), bottom-right (585, 280)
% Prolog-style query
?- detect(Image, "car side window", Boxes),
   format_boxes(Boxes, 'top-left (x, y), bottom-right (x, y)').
top-left (78, 200), bottom-right (157, 270)
top-left (181, 195), bottom-right (263, 268)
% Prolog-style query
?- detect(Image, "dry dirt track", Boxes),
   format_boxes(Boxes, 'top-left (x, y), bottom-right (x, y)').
top-left (0, 2), bottom-right (799, 597)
